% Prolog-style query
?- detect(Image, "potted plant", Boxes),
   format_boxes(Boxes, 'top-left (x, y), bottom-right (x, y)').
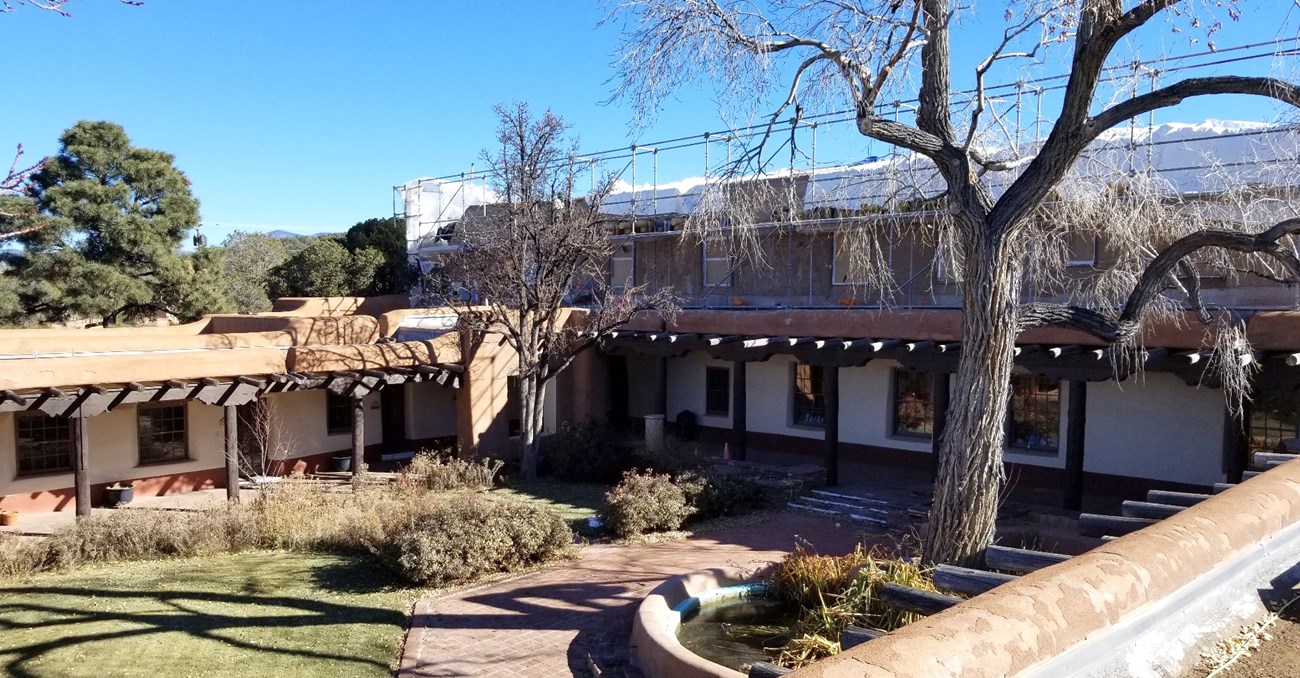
top-left (105, 482), bottom-right (134, 507)
top-left (332, 455), bottom-right (353, 472)
top-left (0, 510), bottom-right (16, 527)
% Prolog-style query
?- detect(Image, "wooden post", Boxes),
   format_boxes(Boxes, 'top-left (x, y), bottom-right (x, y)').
top-left (823, 365), bottom-right (840, 486)
top-left (653, 356), bottom-right (668, 415)
top-left (930, 371), bottom-right (950, 481)
top-left (1064, 380), bottom-right (1087, 511)
top-left (732, 360), bottom-right (747, 461)
top-left (351, 396), bottom-right (365, 476)
top-left (73, 412), bottom-right (90, 518)
top-left (224, 404), bottom-right (240, 502)
top-left (1223, 402), bottom-right (1247, 484)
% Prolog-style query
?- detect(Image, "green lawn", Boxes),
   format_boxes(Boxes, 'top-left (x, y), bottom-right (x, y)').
top-left (487, 479), bottom-right (610, 533)
top-left (0, 551), bottom-right (413, 678)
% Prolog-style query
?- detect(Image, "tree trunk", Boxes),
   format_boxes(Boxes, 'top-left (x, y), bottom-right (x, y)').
top-left (924, 231), bottom-right (1022, 566)
top-left (517, 373), bottom-right (549, 481)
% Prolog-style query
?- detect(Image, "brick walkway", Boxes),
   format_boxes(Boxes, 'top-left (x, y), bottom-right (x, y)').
top-left (398, 512), bottom-right (871, 677)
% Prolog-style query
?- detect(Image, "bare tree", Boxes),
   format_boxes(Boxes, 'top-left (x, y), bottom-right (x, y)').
top-left (610, 0), bottom-right (1300, 565)
top-left (448, 102), bottom-right (678, 480)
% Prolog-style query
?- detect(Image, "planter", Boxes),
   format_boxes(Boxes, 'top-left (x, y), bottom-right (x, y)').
top-left (0, 512), bottom-right (17, 527)
top-left (332, 455), bottom-right (353, 472)
top-left (105, 484), bottom-right (134, 507)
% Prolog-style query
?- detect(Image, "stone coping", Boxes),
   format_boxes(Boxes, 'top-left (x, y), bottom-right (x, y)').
top-left (791, 458), bottom-right (1300, 677)
top-left (632, 565), bottom-right (776, 678)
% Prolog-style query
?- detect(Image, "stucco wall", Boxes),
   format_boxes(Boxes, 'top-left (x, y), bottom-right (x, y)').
top-left (1085, 373), bottom-right (1227, 486)
top-left (406, 382), bottom-right (459, 441)
top-left (0, 401), bottom-right (226, 499)
top-left (264, 390), bottom-right (381, 459)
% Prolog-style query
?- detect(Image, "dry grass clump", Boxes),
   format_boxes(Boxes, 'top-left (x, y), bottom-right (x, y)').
top-left (770, 543), bottom-right (935, 669)
top-left (0, 472), bottom-right (572, 587)
top-left (404, 452), bottom-right (504, 492)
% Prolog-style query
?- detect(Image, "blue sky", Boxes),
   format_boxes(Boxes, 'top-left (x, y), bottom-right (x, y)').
top-left (3, 1), bottom-right (1295, 246)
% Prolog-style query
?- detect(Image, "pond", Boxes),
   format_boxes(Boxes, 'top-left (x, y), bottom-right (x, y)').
top-left (675, 584), bottom-right (800, 673)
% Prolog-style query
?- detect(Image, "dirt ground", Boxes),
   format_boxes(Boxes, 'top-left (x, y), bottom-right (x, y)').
top-left (1188, 610), bottom-right (1300, 678)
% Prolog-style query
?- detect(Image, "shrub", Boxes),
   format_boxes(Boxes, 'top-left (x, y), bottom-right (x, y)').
top-left (684, 471), bottom-right (766, 519)
top-left (602, 470), bottom-right (696, 538)
top-left (380, 495), bottom-right (572, 586)
top-left (404, 452), bottom-right (504, 492)
top-left (541, 422), bottom-right (629, 483)
top-left (631, 435), bottom-right (712, 475)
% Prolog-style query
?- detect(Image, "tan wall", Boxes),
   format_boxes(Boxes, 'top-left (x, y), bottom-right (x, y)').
top-left (0, 348), bottom-right (289, 393)
top-left (406, 382), bottom-right (459, 441)
top-left (270, 295), bottom-right (409, 318)
top-left (288, 337), bottom-right (458, 373)
top-left (263, 390), bottom-right (382, 460)
top-left (457, 333), bottom-right (520, 457)
top-left (0, 401), bottom-right (227, 503)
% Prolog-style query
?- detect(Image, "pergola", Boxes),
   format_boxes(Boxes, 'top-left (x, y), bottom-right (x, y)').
top-left (602, 329), bottom-right (1292, 508)
top-left (0, 362), bottom-right (464, 517)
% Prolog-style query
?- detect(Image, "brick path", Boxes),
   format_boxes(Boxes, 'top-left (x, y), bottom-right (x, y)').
top-left (398, 512), bottom-right (870, 677)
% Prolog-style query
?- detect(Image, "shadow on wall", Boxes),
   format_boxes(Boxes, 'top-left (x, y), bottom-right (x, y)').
top-left (287, 339), bottom-right (456, 373)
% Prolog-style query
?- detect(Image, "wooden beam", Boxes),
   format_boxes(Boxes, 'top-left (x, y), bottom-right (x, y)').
top-left (932, 564), bottom-right (1017, 597)
top-left (1, 390), bottom-right (27, 406)
top-left (1146, 489), bottom-right (1210, 507)
top-left (985, 545), bottom-right (1069, 574)
top-left (73, 412), bottom-right (90, 518)
top-left (823, 365), bottom-right (840, 487)
top-left (351, 395), bottom-right (365, 475)
top-left (1223, 403), bottom-right (1248, 484)
top-left (732, 360), bottom-right (747, 461)
top-left (1064, 380), bottom-right (1087, 511)
top-left (224, 404), bottom-right (240, 502)
top-left (1048, 345), bottom-right (1082, 358)
top-left (1121, 500), bottom-right (1183, 520)
top-left (654, 356), bottom-right (668, 415)
top-left (840, 626), bottom-right (884, 650)
top-left (878, 583), bottom-right (960, 616)
top-left (1213, 482), bottom-right (1236, 494)
top-left (1078, 513), bottom-right (1158, 538)
top-left (931, 371), bottom-right (950, 482)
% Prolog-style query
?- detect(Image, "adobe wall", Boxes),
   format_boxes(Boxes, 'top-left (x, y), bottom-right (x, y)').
top-left (790, 459), bottom-right (1300, 678)
top-left (0, 348), bottom-right (289, 392)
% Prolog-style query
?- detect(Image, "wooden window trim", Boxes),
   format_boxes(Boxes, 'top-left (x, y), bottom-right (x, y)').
top-left (137, 402), bottom-right (190, 465)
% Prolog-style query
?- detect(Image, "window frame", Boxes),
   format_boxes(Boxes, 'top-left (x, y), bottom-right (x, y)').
top-left (791, 362), bottom-right (826, 428)
top-left (704, 366), bottom-right (730, 416)
top-left (326, 391), bottom-right (353, 436)
top-left (702, 240), bottom-right (733, 288)
top-left (14, 411), bottom-right (74, 478)
top-left (136, 402), bottom-right (190, 465)
top-left (891, 367), bottom-right (935, 439)
top-left (1006, 374), bottom-right (1061, 454)
top-left (610, 241), bottom-right (635, 290)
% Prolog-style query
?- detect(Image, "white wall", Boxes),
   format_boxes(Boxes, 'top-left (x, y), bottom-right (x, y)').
top-left (1085, 373), bottom-right (1227, 486)
top-left (265, 389), bottom-right (381, 459)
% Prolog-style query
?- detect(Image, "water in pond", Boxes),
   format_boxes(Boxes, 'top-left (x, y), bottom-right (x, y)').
top-left (677, 597), bottom-right (800, 673)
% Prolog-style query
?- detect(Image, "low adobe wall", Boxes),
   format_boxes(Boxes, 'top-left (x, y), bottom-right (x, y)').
top-left (791, 459), bottom-right (1300, 678)
top-left (270, 295), bottom-right (409, 318)
top-left (632, 566), bottom-right (761, 678)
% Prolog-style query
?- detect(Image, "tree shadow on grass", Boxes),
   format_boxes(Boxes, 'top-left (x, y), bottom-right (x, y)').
top-left (0, 560), bottom-right (408, 678)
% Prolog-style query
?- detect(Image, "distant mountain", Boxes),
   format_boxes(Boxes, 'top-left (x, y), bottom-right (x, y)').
top-left (267, 229), bottom-right (339, 239)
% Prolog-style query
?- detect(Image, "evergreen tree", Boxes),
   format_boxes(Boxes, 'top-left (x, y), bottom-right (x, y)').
top-left (2, 121), bottom-right (228, 326)
top-left (343, 216), bottom-right (416, 295)
top-left (264, 237), bottom-right (383, 299)
top-left (221, 230), bottom-right (289, 313)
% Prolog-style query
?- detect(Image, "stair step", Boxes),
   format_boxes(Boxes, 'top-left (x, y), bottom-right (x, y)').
top-left (788, 502), bottom-right (888, 527)
top-left (810, 489), bottom-right (889, 505)
top-left (798, 495), bottom-right (888, 514)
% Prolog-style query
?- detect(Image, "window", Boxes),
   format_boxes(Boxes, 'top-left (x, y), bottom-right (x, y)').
top-left (792, 363), bottom-right (826, 427)
top-left (610, 242), bottom-right (635, 289)
top-left (1065, 231), bottom-right (1098, 266)
top-left (703, 241), bottom-right (732, 287)
top-left (705, 366), bottom-right (730, 416)
top-left (892, 368), bottom-right (934, 438)
top-left (1008, 375), bottom-right (1060, 452)
top-left (326, 392), bottom-right (353, 436)
top-left (137, 403), bottom-right (188, 464)
top-left (15, 412), bottom-right (73, 476)
top-left (832, 233), bottom-right (872, 286)
top-left (1249, 388), bottom-right (1297, 457)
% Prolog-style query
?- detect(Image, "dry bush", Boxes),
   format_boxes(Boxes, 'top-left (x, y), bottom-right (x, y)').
top-left (770, 543), bottom-right (936, 669)
top-left (404, 452), bottom-right (504, 492)
top-left (379, 494), bottom-right (573, 586)
top-left (602, 470), bottom-right (696, 538)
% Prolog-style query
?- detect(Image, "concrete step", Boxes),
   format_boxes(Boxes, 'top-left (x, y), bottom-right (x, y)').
top-left (809, 488), bottom-right (890, 506)
top-left (787, 501), bottom-right (889, 527)
top-left (798, 494), bottom-right (889, 514)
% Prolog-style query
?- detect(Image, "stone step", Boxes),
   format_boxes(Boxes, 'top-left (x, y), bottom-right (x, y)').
top-left (798, 495), bottom-right (889, 514)
top-left (787, 501), bottom-right (888, 527)
top-left (810, 488), bottom-right (890, 506)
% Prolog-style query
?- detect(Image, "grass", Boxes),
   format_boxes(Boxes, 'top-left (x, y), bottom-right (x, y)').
top-left (487, 478), bottom-right (610, 534)
top-left (0, 551), bottom-right (414, 678)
